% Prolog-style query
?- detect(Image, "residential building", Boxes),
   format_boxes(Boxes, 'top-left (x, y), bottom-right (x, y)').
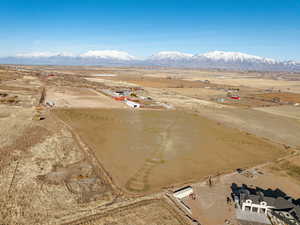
top-left (232, 184), bottom-right (300, 225)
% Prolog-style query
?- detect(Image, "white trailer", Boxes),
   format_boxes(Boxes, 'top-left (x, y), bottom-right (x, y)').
top-left (125, 100), bottom-right (140, 108)
top-left (173, 186), bottom-right (193, 199)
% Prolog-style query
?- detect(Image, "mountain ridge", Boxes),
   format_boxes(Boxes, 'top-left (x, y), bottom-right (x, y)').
top-left (1, 50), bottom-right (299, 72)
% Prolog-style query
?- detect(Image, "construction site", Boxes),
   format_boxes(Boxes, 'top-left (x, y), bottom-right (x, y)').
top-left (1, 65), bottom-right (300, 225)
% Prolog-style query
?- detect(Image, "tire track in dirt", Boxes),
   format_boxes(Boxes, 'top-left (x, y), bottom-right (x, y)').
top-left (125, 121), bottom-right (176, 193)
top-left (61, 198), bottom-right (190, 225)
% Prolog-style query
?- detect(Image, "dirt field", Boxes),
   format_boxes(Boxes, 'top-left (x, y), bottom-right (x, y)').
top-left (64, 199), bottom-right (189, 225)
top-left (54, 108), bottom-right (286, 194)
top-left (254, 105), bottom-right (300, 120)
top-left (143, 87), bottom-right (300, 147)
top-left (253, 92), bottom-right (300, 103)
top-left (270, 155), bottom-right (300, 182)
top-left (78, 67), bottom-right (300, 94)
top-left (165, 87), bottom-right (225, 99)
top-left (94, 74), bottom-right (215, 88)
top-left (85, 77), bottom-right (140, 87)
top-left (46, 87), bottom-right (126, 108)
top-left (185, 76), bottom-right (300, 92)
top-left (196, 107), bottom-right (300, 148)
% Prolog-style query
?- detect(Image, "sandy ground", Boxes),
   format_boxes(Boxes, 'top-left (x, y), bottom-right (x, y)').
top-left (46, 87), bottom-right (126, 108)
top-left (54, 108), bottom-right (286, 195)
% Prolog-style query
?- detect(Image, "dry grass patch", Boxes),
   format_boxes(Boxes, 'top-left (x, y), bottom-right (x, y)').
top-left (271, 156), bottom-right (300, 181)
top-left (254, 92), bottom-right (300, 104)
top-left (64, 199), bottom-right (189, 225)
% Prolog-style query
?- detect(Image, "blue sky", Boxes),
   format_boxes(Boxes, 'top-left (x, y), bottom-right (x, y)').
top-left (0, 0), bottom-right (299, 60)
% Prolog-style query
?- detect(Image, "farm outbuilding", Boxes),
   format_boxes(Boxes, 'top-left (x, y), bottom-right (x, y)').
top-left (125, 100), bottom-right (140, 108)
top-left (173, 186), bottom-right (193, 199)
top-left (113, 96), bottom-right (127, 101)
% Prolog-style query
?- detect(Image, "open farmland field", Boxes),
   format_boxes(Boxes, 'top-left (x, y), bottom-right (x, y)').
top-left (184, 76), bottom-right (300, 93)
top-left (252, 92), bottom-right (300, 103)
top-left (270, 155), bottom-right (300, 182)
top-left (254, 105), bottom-right (300, 120)
top-left (73, 67), bottom-right (300, 93)
top-left (85, 77), bottom-right (140, 87)
top-left (165, 87), bottom-right (225, 99)
top-left (46, 87), bottom-right (126, 108)
top-left (54, 108), bottom-right (286, 194)
top-left (93, 74), bottom-right (215, 88)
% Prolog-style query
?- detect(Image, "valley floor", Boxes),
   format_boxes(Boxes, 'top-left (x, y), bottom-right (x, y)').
top-left (1, 65), bottom-right (300, 225)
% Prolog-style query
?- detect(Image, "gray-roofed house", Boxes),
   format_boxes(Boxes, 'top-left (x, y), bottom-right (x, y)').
top-left (232, 184), bottom-right (300, 225)
top-left (269, 203), bottom-right (300, 225)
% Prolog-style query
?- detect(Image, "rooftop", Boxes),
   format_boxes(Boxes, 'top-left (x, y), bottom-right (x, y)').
top-left (232, 184), bottom-right (300, 222)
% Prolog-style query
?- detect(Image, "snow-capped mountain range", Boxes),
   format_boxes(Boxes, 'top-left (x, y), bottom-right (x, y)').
top-left (79, 50), bottom-right (136, 60)
top-left (149, 51), bottom-right (193, 60)
top-left (1, 50), bottom-right (300, 72)
top-left (147, 51), bottom-right (300, 71)
top-left (200, 51), bottom-right (277, 64)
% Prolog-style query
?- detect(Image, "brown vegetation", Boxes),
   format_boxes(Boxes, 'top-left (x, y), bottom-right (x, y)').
top-left (63, 199), bottom-right (189, 225)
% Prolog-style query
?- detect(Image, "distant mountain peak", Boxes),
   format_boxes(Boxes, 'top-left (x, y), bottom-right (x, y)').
top-left (16, 51), bottom-right (74, 58)
top-left (199, 51), bottom-right (277, 64)
top-left (2, 49), bottom-right (299, 71)
top-left (79, 50), bottom-right (136, 60)
top-left (150, 51), bottom-right (193, 60)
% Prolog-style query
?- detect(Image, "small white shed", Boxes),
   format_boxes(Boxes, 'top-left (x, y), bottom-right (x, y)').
top-left (173, 186), bottom-right (193, 199)
top-left (125, 100), bottom-right (140, 108)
